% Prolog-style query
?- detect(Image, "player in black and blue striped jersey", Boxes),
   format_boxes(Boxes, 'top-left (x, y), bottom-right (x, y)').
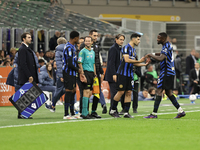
top-left (144, 32), bottom-right (185, 119)
top-left (62, 31), bottom-right (83, 119)
top-left (110, 33), bottom-right (148, 118)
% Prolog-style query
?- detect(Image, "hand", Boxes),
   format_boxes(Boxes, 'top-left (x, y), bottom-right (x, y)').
top-left (153, 80), bottom-right (157, 84)
top-left (194, 80), bottom-right (198, 84)
top-left (145, 54), bottom-right (150, 58)
top-left (80, 74), bottom-right (87, 83)
top-left (139, 57), bottom-right (145, 62)
top-left (60, 77), bottom-right (64, 82)
top-left (101, 74), bottom-right (104, 83)
top-left (29, 76), bottom-right (33, 83)
top-left (113, 75), bottom-right (117, 82)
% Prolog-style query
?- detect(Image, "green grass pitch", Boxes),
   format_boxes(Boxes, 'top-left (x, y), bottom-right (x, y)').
top-left (0, 99), bottom-right (200, 150)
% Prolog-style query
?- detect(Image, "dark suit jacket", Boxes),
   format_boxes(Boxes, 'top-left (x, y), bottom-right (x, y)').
top-left (189, 68), bottom-right (200, 87)
top-left (186, 54), bottom-right (195, 75)
top-left (18, 43), bottom-right (39, 85)
top-left (105, 42), bottom-right (121, 82)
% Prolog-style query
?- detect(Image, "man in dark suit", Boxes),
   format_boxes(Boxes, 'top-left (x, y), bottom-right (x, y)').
top-left (186, 49), bottom-right (196, 75)
top-left (17, 32), bottom-right (39, 119)
top-left (189, 63), bottom-right (200, 94)
top-left (104, 34), bottom-right (125, 112)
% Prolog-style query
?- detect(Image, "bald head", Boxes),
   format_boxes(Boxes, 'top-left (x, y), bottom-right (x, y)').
top-left (191, 49), bottom-right (196, 56)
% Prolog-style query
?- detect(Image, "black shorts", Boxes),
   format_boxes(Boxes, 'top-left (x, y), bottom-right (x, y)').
top-left (82, 71), bottom-right (94, 90)
top-left (157, 75), bottom-right (174, 90)
top-left (116, 74), bottom-right (133, 91)
top-left (63, 71), bottom-right (76, 90)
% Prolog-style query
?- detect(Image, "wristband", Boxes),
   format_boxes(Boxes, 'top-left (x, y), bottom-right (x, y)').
top-left (152, 53), bottom-right (155, 55)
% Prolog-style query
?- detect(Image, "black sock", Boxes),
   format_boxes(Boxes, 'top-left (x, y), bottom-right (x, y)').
top-left (70, 92), bottom-right (75, 115)
top-left (64, 91), bottom-right (72, 116)
top-left (92, 95), bottom-right (99, 112)
top-left (153, 96), bottom-right (162, 113)
top-left (168, 95), bottom-right (180, 109)
top-left (112, 100), bottom-right (119, 110)
top-left (124, 102), bottom-right (131, 113)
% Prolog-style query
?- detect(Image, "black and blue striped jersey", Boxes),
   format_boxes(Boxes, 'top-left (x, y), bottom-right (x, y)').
top-left (62, 42), bottom-right (78, 77)
top-left (160, 41), bottom-right (176, 77)
top-left (117, 43), bottom-right (136, 78)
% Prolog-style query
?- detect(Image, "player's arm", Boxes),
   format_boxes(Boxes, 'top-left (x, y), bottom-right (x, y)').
top-left (123, 54), bottom-right (145, 63)
top-left (134, 62), bottom-right (149, 67)
top-left (146, 53), bottom-right (166, 62)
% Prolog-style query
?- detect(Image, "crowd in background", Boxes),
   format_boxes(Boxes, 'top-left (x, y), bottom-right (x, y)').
top-left (1, 31), bottom-right (200, 102)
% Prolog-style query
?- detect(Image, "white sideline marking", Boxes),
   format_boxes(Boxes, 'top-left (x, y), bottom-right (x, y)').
top-left (1, 110), bottom-right (200, 129)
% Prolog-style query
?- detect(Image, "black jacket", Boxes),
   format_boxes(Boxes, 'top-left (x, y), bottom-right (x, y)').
top-left (189, 68), bottom-right (200, 87)
top-left (18, 44), bottom-right (39, 85)
top-left (80, 42), bottom-right (103, 74)
top-left (186, 54), bottom-right (195, 75)
top-left (105, 42), bottom-right (121, 82)
top-left (49, 35), bottom-right (58, 50)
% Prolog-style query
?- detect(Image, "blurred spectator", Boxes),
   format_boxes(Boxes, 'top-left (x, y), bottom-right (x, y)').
top-left (52, 60), bottom-right (57, 85)
top-left (102, 61), bottom-right (107, 68)
top-left (171, 38), bottom-right (177, 51)
top-left (174, 50), bottom-right (182, 79)
top-left (143, 64), bottom-right (158, 89)
top-left (0, 50), bottom-right (5, 64)
top-left (189, 63), bottom-right (200, 94)
top-left (148, 87), bottom-right (156, 97)
top-left (195, 52), bottom-right (200, 64)
top-left (77, 37), bottom-right (84, 51)
top-left (35, 51), bottom-right (39, 59)
top-left (138, 89), bottom-right (150, 101)
top-left (10, 47), bottom-right (17, 58)
top-left (38, 63), bottom-right (56, 98)
top-left (29, 30), bottom-right (34, 50)
top-left (38, 30), bottom-right (45, 53)
top-left (3, 59), bottom-right (11, 66)
top-left (38, 51), bottom-right (47, 63)
top-left (38, 59), bottom-right (45, 68)
top-left (44, 51), bottom-right (51, 62)
top-left (49, 31), bottom-right (60, 50)
top-left (185, 49), bottom-right (196, 75)
top-left (10, 57), bottom-right (14, 66)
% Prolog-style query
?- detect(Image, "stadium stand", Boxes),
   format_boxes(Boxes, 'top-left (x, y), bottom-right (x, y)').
top-left (0, 0), bottom-right (117, 33)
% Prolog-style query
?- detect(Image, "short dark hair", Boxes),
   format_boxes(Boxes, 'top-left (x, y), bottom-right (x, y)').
top-left (84, 36), bottom-right (92, 41)
top-left (70, 31), bottom-right (79, 39)
top-left (89, 29), bottom-right (98, 35)
top-left (115, 34), bottom-right (125, 40)
top-left (21, 32), bottom-right (31, 41)
top-left (130, 33), bottom-right (141, 39)
top-left (148, 87), bottom-right (156, 94)
top-left (159, 32), bottom-right (167, 39)
top-left (80, 37), bottom-right (85, 40)
top-left (38, 59), bottom-right (45, 63)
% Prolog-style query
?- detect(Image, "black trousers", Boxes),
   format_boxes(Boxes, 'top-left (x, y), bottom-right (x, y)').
top-left (108, 82), bottom-right (124, 111)
top-left (132, 82), bottom-right (139, 110)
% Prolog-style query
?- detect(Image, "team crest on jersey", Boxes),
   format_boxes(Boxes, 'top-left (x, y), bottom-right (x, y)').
top-left (119, 84), bottom-right (123, 88)
top-left (90, 55), bottom-right (93, 58)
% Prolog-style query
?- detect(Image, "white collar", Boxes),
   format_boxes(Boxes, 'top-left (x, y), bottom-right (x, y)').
top-left (22, 42), bottom-right (29, 47)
